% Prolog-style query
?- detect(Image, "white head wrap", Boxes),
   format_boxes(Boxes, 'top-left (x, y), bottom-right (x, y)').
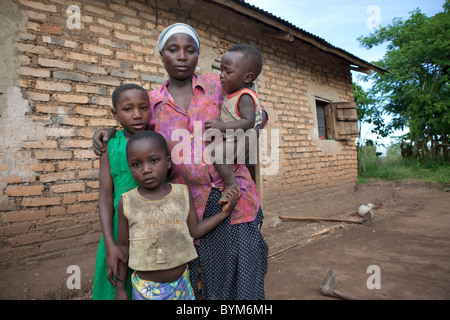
top-left (157, 23), bottom-right (201, 52)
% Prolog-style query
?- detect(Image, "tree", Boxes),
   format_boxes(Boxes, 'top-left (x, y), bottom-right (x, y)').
top-left (357, 1), bottom-right (450, 161)
top-left (353, 82), bottom-right (390, 138)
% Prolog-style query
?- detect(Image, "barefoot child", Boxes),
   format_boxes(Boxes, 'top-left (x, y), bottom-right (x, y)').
top-left (205, 45), bottom-right (263, 202)
top-left (92, 84), bottom-right (151, 300)
top-left (115, 131), bottom-right (238, 300)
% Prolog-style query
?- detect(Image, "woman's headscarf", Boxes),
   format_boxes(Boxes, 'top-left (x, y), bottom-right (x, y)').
top-left (157, 23), bottom-right (201, 52)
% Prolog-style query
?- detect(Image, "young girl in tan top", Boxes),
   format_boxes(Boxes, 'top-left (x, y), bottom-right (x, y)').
top-left (115, 130), bottom-right (238, 300)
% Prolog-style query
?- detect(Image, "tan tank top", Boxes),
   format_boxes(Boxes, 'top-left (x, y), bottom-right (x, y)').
top-left (122, 184), bottom-right (198, 271)
top-left (220, 88), bottom-right (263, 140)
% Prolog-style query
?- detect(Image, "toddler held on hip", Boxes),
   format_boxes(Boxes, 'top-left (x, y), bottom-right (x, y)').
top-left (205, 44), bottom-right (264, 203)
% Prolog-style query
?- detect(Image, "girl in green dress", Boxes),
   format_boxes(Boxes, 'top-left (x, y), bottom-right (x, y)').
top-left (92, 84), bottom-right (151, 300)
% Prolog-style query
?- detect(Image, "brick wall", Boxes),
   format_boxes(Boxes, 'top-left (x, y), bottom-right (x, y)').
top-left (259, 42), bottom-right (358, 217)
top-left (0, 0), bottom-right (357, 268)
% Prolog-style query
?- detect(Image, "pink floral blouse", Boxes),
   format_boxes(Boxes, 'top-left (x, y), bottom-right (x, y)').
top-left (148, 73), bottom-right (260, 224)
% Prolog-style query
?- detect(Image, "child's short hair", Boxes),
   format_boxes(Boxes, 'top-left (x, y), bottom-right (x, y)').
top-left (228, 44), bottom-right (263, 78)
top-left (126, 130), bottom-right (170, 157)
top-left (112, 83), bottom-right (148, 108)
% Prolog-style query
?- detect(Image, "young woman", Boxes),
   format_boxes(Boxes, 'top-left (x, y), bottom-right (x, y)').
top-left (93, 23), bottom-right (268, 300)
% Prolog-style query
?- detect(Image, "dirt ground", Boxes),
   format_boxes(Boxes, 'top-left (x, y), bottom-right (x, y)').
top-left (1, 179), bottom-right (449, 300)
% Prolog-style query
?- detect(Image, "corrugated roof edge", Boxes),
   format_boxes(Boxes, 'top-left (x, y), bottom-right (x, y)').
top-left (209, 0), bottom-right (389, 75)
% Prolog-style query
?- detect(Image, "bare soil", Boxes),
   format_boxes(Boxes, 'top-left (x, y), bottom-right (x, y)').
top-left (1, 179), bottom-right (449, 300)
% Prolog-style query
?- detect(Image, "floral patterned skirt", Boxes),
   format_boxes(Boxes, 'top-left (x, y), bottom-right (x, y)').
top-left (131, 267), bottom-right (195, 300)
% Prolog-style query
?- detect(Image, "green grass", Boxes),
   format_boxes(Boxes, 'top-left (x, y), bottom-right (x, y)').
top-left (358, 145), bottom-right (450, 186)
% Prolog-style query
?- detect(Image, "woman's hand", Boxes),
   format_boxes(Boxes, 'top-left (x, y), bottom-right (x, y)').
top-left (221, 189), bottom-right (239, 216)
top-left (92, 128), bottom-right (118, 156)
top-left (219, 183), bottom-right (241, 204)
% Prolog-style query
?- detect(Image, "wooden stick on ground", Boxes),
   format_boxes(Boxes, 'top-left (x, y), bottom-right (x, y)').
top-left (268, 226), bottom-right (339, 258)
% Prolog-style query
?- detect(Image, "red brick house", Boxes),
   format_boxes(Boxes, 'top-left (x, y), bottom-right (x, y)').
top-left (0, 0), bottom-right (386, 268)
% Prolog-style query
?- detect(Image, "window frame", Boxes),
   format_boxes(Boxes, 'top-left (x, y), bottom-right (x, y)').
top-left (315, 99), bottom-right (359, 141)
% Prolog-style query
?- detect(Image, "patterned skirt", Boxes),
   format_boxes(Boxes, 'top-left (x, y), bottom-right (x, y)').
top-left (188, 188), bottom-right (268, 300)
top-left (131, 267), bottom-right (195, 300)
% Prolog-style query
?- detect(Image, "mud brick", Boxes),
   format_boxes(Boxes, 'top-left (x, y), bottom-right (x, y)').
top-left (52, 94), bottom-right (89, 104)
top-left (37, 57), bottom-right (74, 69)
top-left (18, 67), bottom-right (50, 78)
top-left (17, 0), bottom-right (56, 12)
top-left (53, 71), bottom-right (87, 82)
top-left (66, 51), bottom-right (98, 63)
top-left (6, 185), bottom-right (43, 197)
top-left (50, 182), bottom-right (85, 193)
top-left (83, 43), bottom-right (113, 56)
top-left (21, 197), bottom-right (60, 207)
top-left (35, 80), bottom-right (72, 92)
top-left (33, 146), bottom-right (68, 159)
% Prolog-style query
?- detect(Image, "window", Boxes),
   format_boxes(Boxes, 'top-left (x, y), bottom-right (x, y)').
top-left (315, 100), bottom-right (359, 140)
top-left (316, 100), bottom-right (328, 139)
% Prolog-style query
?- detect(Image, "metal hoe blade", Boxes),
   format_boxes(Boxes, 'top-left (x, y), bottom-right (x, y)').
top-left (362, 211), bottom-right (373, 226)
top-left (320, 268), bottom-right (366, 300)
top-left (320, 268), bottom-right (337, 295)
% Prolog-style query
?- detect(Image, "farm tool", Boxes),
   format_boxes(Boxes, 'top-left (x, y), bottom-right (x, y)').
top-left (279, 211), bottom-right (373, 226)
top-left (320, 268), bottom-right (366, 300)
